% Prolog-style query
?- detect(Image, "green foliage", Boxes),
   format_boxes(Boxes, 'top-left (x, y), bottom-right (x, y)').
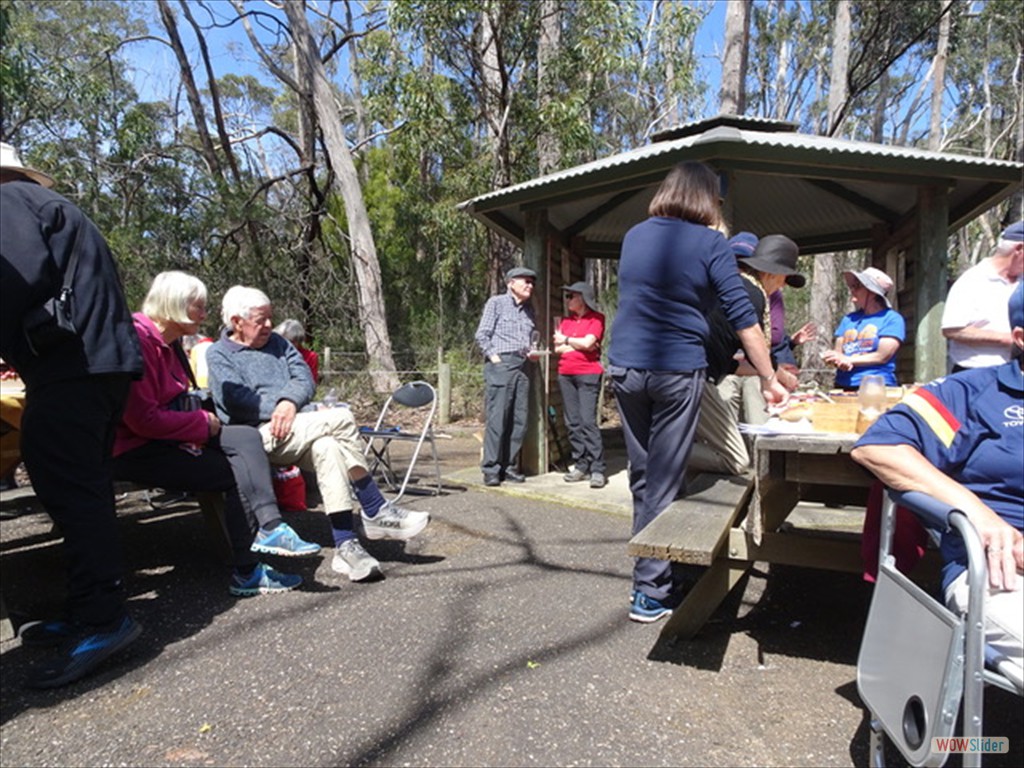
top-left (4, 0), bottom-right (1020, 414)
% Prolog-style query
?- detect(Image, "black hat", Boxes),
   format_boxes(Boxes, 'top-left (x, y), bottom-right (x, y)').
top-left (506, 266), bottom-right (537, 281)
top-left (738, 234), bottom-right (806, 288)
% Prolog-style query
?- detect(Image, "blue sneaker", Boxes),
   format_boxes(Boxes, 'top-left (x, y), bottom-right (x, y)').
top-left (20, 619), bottom-right (77, 648)
top-left (229, 563), bottom-right (303, 597)
top-left (629, 591), bottom-right (672, 623)
top-left (251, 523), bottom-right (321, 557)
top-left (26, 615), bottom-right (142, 689)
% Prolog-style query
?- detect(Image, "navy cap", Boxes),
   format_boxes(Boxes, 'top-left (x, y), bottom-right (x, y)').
top-left (1009, 281), bottom-right (1024, 329)
top-left (1000, 220), bottom-right (1024, 243)
top-left (506, 266), bottom-right (537, 281)
top-left (728, 232), bottom-right (758, 259)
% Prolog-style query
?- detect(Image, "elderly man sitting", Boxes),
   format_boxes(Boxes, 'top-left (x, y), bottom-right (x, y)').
top-left (206, 286), bottom-right (429, 583)
top-left (851, 281), bottom-right (1024, 688)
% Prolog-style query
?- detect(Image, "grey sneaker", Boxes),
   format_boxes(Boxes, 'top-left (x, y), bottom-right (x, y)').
top-left (331, 539), bottom-right (382, 582)
top-left (563, 468), bottom-right (588, 483)
top-left (589, 472), bottom-right (607, 488)
top-left (361, 502), bottom-right (430, 541)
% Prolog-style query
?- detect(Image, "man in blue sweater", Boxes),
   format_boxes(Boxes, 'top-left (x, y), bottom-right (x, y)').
top-left (207, 286), bottom-right (429, 583)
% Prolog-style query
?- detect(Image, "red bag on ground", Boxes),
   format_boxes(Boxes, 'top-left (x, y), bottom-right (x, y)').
top-left (272, 465), bottom-right (307, 513)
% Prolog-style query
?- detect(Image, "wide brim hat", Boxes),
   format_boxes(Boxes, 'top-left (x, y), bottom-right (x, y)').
top-left (0, 142), bottom-right (55, 188)
top-left (844, 267), bottom-right (894, 308)
top-left (562, 281), bottom-right (599, 312)
top-left (506, 266), bottom-right (537, 281)
top-left (737, 234), bottom-right (806, 288)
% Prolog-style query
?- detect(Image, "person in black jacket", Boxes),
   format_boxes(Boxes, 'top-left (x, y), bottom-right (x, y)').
top-left (0, 142), bottom-right (144, 688)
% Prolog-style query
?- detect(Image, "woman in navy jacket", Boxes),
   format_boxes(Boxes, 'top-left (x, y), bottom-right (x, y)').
top-left (608, 162), bottom-right (787, 623)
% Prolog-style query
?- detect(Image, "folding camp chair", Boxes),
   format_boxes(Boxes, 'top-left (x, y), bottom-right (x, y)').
top-left (360, 380), bottom-right (441, 502)
top-left (857, 489), bottom-right (1022, 768)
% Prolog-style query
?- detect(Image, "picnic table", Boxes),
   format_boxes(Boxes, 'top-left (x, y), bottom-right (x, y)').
top-left (629, 430), bottom-right (875, 640)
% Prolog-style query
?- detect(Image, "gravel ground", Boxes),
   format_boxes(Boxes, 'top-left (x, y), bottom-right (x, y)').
top-left (1, 427), bottom-right (1020, 767)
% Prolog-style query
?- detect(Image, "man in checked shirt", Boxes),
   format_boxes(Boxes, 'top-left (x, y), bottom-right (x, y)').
top-left (474, 266), bottom-right (539, 486)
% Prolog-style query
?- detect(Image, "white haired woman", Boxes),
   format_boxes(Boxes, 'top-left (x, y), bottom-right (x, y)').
top-left (274, 318), bottom-right (319, 383)
top-left (112, 271), bottom-right (318, 596)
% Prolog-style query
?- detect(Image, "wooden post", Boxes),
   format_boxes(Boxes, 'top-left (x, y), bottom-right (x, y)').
top-left (323, 346), bottom-right (332, 384)
top-left (521, 209), bottom-right (549, 475)
top-left (914, 186), bottom-right (950, 383)
top-left (437, 346), bottom-right (451, 426)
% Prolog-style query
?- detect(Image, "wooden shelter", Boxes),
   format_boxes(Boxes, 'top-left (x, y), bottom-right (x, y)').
top-left (459, 115), bottom-right (1023, 473)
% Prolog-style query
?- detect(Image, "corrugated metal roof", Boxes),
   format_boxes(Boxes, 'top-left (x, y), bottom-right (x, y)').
top-left (459, 117), bottom-right (1022, 255)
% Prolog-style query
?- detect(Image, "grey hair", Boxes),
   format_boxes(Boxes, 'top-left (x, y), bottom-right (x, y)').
top-left (142, 271), bottom-right (207, 325)
top-left (221, 285), bottom-right (272, 327)
top-left (274, 318), bottom-right (306, 345)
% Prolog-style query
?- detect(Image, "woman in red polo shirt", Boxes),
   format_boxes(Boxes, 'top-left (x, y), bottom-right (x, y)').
top-left (553, 282), bottom-right (607, 488)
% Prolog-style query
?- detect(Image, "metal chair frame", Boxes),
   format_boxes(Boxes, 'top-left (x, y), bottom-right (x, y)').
top-left (857, 489), bottom-right (1022, 768)
top-left (360, 380), bottom-right (441, 502)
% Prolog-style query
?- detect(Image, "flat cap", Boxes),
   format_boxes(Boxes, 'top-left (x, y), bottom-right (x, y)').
top-left (506, 266), bottom-right (537, 281)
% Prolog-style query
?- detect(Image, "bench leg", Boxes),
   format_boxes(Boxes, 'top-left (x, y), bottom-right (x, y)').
top-left (657, 558), bottom-right (752, 642)
top-left (196, 492), bottom-right (233, 565)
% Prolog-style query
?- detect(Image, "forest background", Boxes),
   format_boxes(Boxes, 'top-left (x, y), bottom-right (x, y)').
top-left (1, 0), bottom-right (1021, 417)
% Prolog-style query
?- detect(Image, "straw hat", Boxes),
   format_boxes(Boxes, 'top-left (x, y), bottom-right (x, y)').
top-left (0, 142), bottom-right (55, 188)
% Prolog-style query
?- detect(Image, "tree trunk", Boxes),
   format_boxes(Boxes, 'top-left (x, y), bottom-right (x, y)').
top-left (827, 0), bottom-right (851, 136)
top-left (157, 0), bottom-right (221, 177)
top-left (537, 0), bottom-right (561, 175)
top-left (928, 0), bottom-right (951, 151)
top-left (282, 0), bottom-right (398, 393)
top-left (345, 0), bottom-right (370, 186)
top-left (720, 0), bottom-right (750, 115)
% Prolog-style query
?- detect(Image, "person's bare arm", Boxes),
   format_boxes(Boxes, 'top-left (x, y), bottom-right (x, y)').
top-left (851, 443), bottom-right (1023, 589)
top-left (942, 325), bottom-right (1013, 347)
top-left (736, 324), bottom-right (788, 406)
top-left (824, 338), bottom-right (901, 371)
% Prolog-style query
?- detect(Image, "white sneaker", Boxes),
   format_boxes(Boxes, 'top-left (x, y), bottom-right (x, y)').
top-left (331, 539), bottom-right (382, 582)
top-left (361, 502), bottom-right (430, 541)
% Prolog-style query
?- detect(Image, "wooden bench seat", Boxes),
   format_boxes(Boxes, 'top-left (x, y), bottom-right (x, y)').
top-left (627, 473), bottom-right (754, 566)
top-left (113, 481), bottom-right (231, 563)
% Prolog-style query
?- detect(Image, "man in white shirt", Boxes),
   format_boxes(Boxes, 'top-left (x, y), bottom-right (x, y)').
top-left (941, 220), bottom-right (1023, 372)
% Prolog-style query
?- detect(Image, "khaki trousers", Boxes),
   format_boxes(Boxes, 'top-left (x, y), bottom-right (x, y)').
top-left (260, 407), bottom-right (368, 513)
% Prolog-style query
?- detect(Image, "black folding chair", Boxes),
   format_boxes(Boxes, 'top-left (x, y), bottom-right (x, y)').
top-left (360, 380), bottom-right (441, 502)
top-left (857, 489), bottom-right (1022, 768)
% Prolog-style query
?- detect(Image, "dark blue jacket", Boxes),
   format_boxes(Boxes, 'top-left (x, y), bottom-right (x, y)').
top-left (0, 180), bottom-right (141, 387)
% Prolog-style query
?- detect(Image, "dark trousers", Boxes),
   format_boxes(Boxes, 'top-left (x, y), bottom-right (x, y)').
top-left (112, 425), bottom-right (267, 569)
top-left (20, 374), bottom-right (132, 626)
top-left (558, 373), bottom-right (605, 474)
top-left (610, 367), bottom-right (703, 602)
top-left (482, 355), bottom-right (530, 478)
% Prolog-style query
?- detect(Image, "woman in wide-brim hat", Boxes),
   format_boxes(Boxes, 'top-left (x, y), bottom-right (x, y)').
top-left (823, 266), bottom-right (906, 389)
top-left (552, 281), bottom-right (607, 488)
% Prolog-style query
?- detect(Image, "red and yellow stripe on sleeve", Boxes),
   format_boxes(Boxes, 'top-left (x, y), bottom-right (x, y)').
top-left (901, 388), bottom-right (961, 448)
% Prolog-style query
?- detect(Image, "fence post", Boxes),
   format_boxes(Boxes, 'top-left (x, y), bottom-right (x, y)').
top-left (437, 346), bottom-right (451, 426)
top-left (323, 346), bottom-right (331, 381)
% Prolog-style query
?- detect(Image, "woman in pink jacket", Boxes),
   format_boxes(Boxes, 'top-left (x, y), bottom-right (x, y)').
top-left (112, 271), bottom-right (315, 596)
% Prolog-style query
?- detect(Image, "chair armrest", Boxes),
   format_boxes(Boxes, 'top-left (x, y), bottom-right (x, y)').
top-left (889, 489), bottom-right (956, 532)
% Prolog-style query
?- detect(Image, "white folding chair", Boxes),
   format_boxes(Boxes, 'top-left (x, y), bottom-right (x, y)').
top-left (360, 380), bottom-right (441, 502)
top-left (857, 489), bottom-right (1022, 768)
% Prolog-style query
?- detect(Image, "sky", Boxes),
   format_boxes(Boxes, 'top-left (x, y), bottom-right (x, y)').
top-left (126, 0), bottom-right (732, 119)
